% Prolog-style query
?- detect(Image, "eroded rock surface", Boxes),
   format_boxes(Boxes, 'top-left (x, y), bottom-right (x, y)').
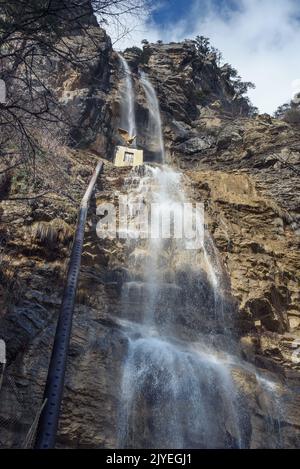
top-left (0, 25), bottom-right (300, 448)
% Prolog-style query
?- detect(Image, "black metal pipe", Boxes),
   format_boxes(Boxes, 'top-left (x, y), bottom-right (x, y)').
top-left (34, 161), bottom-right (103, 449)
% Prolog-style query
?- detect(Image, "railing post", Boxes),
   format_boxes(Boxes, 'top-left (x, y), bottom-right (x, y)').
top-left (34, 161), bottom-right (103, 449)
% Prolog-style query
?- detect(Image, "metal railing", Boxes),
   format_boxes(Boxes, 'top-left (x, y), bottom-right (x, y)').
top-left (34, 160), bottom-right (103, 449)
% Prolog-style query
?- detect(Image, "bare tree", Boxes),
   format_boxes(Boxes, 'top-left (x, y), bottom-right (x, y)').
top-left (0, 0), bottom-right (148, 178)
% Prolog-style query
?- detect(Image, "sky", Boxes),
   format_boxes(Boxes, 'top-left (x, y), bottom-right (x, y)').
top-left (105, 0), bottom-right (300, 114)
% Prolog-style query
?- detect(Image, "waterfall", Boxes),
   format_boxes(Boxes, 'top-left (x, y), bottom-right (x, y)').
top-left (117, 165), bottom-right (246, 448)
top-left (118, 54), bottom-right (136, 138)
top-left (140, 72), bottom-right (165, 163)
top-left (114, 67), bottom-right (284, 449)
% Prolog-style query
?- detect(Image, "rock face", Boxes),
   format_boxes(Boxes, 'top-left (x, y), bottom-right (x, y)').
top-left (109, 41), bottom-right (253, 161)
top-left (37, 10), bottom-right (114, 154)
top-left (0, 24), bottom-right (300, 449)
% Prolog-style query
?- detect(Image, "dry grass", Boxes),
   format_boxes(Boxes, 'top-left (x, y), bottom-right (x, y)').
top-left (31, 218), bottom-right (73, 248)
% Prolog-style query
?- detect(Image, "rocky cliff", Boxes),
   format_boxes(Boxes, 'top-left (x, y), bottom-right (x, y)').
top-left (0, 16), bottom-right (300, 449)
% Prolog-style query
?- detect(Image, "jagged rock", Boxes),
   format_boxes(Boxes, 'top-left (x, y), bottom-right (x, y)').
top-left (175, 136), bottom-right (215, 154)
top-left (0, 13), bottom-right (300, 449)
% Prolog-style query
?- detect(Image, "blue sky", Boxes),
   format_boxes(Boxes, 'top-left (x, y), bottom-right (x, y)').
top-left (106, 0), bottom-right (300, 114)
top-left (151, 0), bottom-right (191, 26)
top-left (150, 0), bottom-right (240, 27)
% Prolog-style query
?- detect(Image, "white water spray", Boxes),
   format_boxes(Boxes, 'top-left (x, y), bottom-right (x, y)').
top-left (140, 72), bottom-right (165, 163)
top-left (118, 54), bottom-right (136, 138)
top-left (117, 164), bottom-right (245, 448)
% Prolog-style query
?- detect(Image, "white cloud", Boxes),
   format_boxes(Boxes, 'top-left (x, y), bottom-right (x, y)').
top-left (291, 79), bottom-right (300, 96)
top-left (105, 0), bottom-right (300, 114)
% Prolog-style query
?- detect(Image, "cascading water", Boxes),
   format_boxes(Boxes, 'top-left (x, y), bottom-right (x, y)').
top-left (114, 65), bottom-right (284, 449)
top-left (140, 72), bottom-right (165, 163)
top-left (118, 53), bottom-right (137, 138)
top-left (117, 166), bottom-right (245, 448)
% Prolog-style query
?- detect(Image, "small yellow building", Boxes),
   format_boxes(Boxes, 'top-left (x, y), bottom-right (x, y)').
top-left (114, 146), bottom-right (144, 167)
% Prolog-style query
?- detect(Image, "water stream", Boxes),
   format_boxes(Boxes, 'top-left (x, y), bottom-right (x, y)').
top-left (140, 72), bottom-right (165, 163)
top-left (118, 53), bottom-right (137, 138)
